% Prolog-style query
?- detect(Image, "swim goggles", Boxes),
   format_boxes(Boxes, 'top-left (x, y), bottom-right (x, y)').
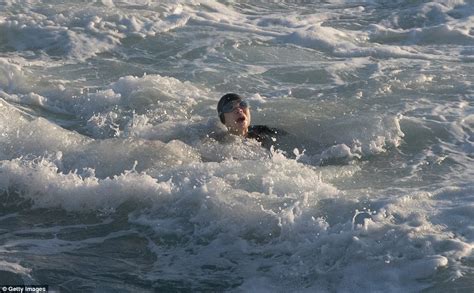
top-left (221, 100), bottom-right (250, 114)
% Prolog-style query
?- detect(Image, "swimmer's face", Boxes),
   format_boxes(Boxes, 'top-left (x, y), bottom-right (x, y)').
top-left (223, 100), bottom-right (251, 136)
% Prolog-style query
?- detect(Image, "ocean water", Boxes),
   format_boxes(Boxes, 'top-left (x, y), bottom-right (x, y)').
top-left (0, 0), bottom-right (473, 292)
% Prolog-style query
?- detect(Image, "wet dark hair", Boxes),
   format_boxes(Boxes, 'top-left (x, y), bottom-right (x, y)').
top-left (217, 93), bottom-right (243, 124)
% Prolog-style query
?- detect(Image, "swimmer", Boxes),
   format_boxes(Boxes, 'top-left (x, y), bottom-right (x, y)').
top-left (217, 93), bottom-right (286, 149)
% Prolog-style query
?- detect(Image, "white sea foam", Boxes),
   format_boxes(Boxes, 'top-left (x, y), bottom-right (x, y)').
top-left (1, 0), bottom-right (473, 291)
top-left (0, 157), bottom-right (173, 210)
top-left (0, 1), bottom-right (190, 60)
top-left (0, 260), bottom-right (31, 275)
top-left (369, 23), bottom-right (474, 45)
top-left (281, 27), bottom-right (445, 60)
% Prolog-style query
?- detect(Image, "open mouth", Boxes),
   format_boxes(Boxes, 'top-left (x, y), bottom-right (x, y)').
top-left (236, 117), bottom-right (246, 124)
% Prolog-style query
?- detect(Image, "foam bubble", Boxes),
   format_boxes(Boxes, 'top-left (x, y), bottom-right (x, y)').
top-left (0, 58), bottom-right (31, 94)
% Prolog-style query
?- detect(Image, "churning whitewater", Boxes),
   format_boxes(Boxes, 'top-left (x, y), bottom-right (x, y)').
top-left (0, 0), bottom-right (473, 292)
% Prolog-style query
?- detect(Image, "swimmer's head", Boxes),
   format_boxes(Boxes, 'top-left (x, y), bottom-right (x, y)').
top-left (217, 93), bottom-right (251, 136)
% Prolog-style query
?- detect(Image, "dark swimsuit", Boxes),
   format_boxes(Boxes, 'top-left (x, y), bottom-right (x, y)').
top-left (246, 125), bottom-right (287, 150)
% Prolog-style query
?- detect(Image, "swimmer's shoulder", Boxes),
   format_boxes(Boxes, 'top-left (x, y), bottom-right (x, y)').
top-left (248, 125), bottom-right (287, 137)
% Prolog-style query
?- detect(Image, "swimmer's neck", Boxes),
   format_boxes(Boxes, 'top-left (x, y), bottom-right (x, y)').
top-left (228, 127), bottom-right (249, 137)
